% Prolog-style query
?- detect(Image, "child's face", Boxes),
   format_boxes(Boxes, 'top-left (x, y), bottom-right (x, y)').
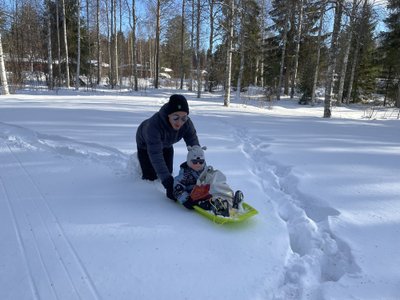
top-left (189, 159), bottom-right (205, 172)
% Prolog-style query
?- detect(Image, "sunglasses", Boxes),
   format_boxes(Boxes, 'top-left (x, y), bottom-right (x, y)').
top-left (191, 159), bottom-right (205, 165)
top-left (171, 114), bottom-right (189, 123)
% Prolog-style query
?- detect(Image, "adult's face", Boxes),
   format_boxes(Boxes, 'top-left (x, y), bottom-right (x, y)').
top-left (168, 111), bottom-right (189, 130)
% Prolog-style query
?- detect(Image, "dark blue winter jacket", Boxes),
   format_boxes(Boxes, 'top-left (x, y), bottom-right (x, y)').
top-left (136, 103), bottom-right (199, 182)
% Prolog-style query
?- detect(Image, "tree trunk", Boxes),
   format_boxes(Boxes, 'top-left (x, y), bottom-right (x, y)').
top-left (47, 0), bottom-right (53, 90)
top-left (109, 0), bottom-right (114, 87)
top-left (196, 0), bottom-right (201, 98)
top-left (149, 40), bottom-right (153, 79)
top-left (155, 0), bottom-right (161, 89)
top-left (96, 0), bottom-right (101, 84)
top-left (0, 32), bottom-right (10, 95)
top-left (311, 4), bottom-right (325, 106)
top-left (290, 0), bottom-right (304, 99)
top-left (236, 31), bottom-right (245, 100)
top-left (254, 59), bottom-right (259, 87)
top-left (224, 0), bottom-right (234, 107)
top-left (337, 0), bottom-right (358, 105)
top-left (86, 0), bottom-right (92, 87)
top-left (107, 0), bottom-right (113, 87)
top-left (236, 4), bottom-right (245, 100)
top-left (189, 0), bottom-right (195, 91)
top-left (62, 0), bottom-right (70, 88)
top-left (119, 0), bottom-right (122, 87)
top-left (324, 0), bottom-right (343, 118)
top-left (259, 0), bottom-right (267, 88)
top-left (75, 0), bottom-right (81, 90)
top-left (383, 66), bottom-right (392, 107)
top-left (114, 0), bottom-right (119, 87)
top-left (180, 0), bottom-right (185, 90)
top-left (277, 2), bottom-right (290, 101)
top-left (56, 0), bottom-right (62, 87)
top-left (132, 0), bottom-right (138, 91)
top-left (206, 0), bottom-right (215, 92)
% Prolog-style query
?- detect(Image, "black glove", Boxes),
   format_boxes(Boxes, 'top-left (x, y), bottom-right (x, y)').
top-left (162, 176), bottom-right (176, 201)
top-left (182, 197), bottom-right (195, 210)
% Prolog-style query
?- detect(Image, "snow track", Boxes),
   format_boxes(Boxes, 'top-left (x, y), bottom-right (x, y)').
top-left (0, 141), bottom-right (100, 300)
top-left (235, 128), bottom-right (360, 299)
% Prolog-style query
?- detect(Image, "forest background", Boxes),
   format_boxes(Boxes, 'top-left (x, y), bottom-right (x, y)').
top-left (0, 0), bottom-right (399, 118)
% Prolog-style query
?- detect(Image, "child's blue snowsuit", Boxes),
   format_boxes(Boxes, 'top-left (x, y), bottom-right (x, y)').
top-left (173, 162), bottom-right (206, 205)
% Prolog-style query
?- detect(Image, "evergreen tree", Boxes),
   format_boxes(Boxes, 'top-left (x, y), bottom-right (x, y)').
top-left (345, 2), bottom-right (378, 102)
top-left (233, 0), bottom-right (261, 89)
top-left (379, 0), bottom-right (400, 107)
top-left (162, 15), bottom-right (191, 78)
top-left (268, 0), bottom-right (324, 97)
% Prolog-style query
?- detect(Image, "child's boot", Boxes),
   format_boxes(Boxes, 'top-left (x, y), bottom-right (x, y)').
top-left (233, 190), bottom-right (244, 209)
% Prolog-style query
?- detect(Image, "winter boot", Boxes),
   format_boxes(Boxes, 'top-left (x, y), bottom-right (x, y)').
top-left (233, 190), bottom-right (244, 209)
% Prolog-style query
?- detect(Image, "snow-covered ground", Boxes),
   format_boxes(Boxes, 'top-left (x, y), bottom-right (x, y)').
top-left (0, 89), bottom-right (399, 300)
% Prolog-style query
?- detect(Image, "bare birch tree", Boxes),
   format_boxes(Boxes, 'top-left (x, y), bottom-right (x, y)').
top-left (290, 0), bottom-right (304, 98)
top-left (205, 0), bottom-right (216, 92)
top-left (46, 0), bottom-right (53, 90)
top-left (324, 0), bottom-right (343, 118)
top-left (61, 0), bottom-right (70, 88)
top-left (86, 0), bottom-right (92, 86)
top-left (106, 0), bottom-right (113, 87)
top-left (189, 0), bottom-right (195, 91)
top-left (113, 0), bottom-right (118, 87)
top-left (224, 0), bottom-right (235, 107)
top-left (195, 0), bottom-right (201, 98)
top-left (96, 0), bottom-right (101, 85)
top-left (62, 0), bottom-right (70, 88)
top-left (131, 0), bottom-right (138, 91)
top-left (180, 0), bottom-right (185, 90)
top-left (56, 0), bottom-right (62, 87)
top-left (276, 1), bottom-right (290, 101)
top-left (0, 32), bottom-right (10, 95)
top-left (75, 0), bottom-right (81, 90)
top-left (154, 0), bottom-right (161, 88)
top-left (259, 0), bottom-right (267, 88)
top-left (236, 0), bottom-right (246, 100)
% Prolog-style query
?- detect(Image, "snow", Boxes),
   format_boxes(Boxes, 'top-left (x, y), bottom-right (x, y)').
top-left (1, 89), bottom-right (399, 300)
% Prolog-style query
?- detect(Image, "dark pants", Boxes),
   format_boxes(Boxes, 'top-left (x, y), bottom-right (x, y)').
top-left (137, 147), bottom-right (174, 181)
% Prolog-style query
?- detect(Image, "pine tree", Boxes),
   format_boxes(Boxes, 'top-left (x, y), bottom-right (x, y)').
top-left (380, 0), bottom-right (400, 107)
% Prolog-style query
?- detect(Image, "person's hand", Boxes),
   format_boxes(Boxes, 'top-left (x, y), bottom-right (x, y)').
top-left (182, 197), bottom-right (195, 210)
top-left (162, 176), bottom-right (176, 201)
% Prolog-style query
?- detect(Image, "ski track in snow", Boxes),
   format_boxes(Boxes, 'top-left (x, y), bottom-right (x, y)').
top-left (0, 122), bottom-right (138, 299)
top-left (0, 143), bottom-right (101, 300)
top-left (234, 127), bottom-right (361, 300)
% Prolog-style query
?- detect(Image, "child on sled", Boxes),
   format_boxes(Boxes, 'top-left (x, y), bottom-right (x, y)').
top-left (173, 145), bottom-right (244, 217)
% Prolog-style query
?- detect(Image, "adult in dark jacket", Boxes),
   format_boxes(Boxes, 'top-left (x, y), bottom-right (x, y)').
top-left (136, 94), bottom-right (199, 200)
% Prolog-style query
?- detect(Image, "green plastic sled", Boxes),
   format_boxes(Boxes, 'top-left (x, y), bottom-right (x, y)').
top-left (193, 202), bottom-right (258, 224)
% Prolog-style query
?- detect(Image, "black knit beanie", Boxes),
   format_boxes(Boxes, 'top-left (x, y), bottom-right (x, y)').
top-left (166, 94), bottom-right (189, 115)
